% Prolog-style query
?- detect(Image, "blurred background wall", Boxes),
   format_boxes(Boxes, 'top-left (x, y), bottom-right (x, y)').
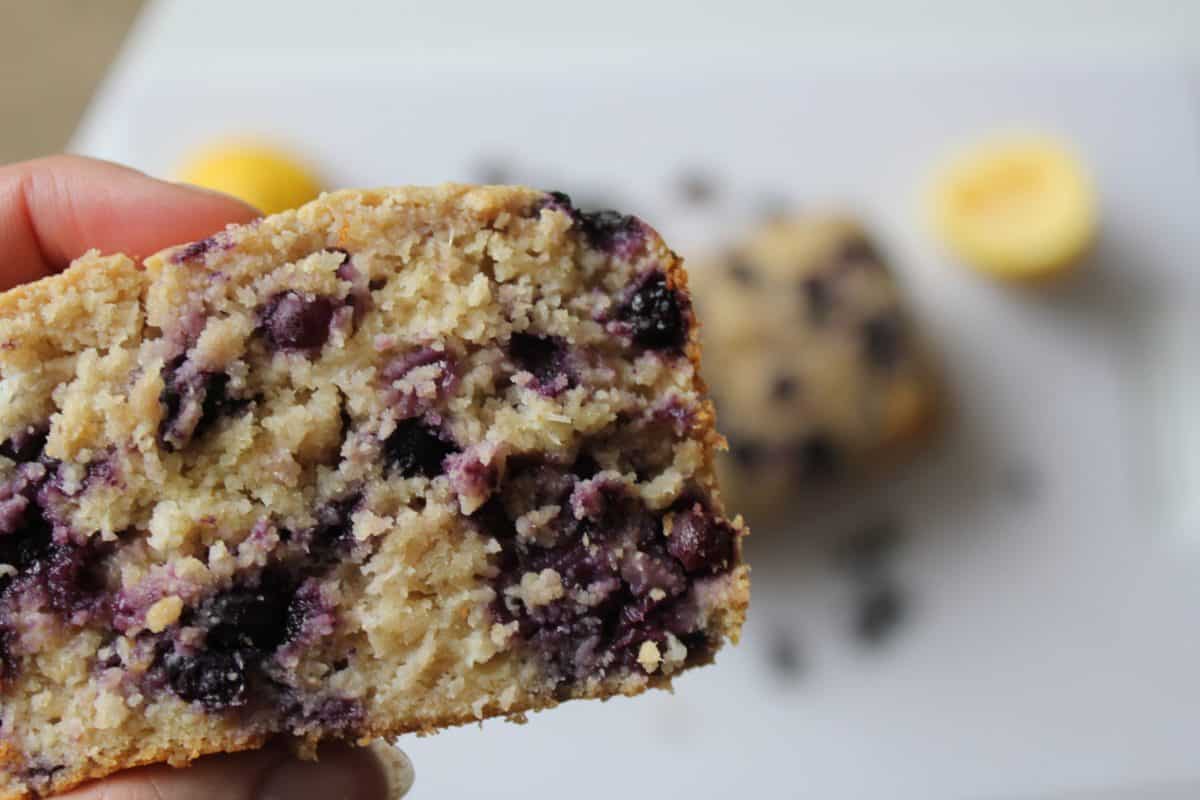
top-left (0, 1), bottom-right (143, 163)
top-left (3, 0), bottom-right (1199, 167)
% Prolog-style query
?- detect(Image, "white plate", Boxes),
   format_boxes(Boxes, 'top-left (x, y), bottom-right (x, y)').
top-left (74, 55), bottom-right (1200, 799)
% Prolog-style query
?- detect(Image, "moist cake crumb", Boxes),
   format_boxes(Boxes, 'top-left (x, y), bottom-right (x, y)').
top-left (0, 185), bottom-right (748, 798)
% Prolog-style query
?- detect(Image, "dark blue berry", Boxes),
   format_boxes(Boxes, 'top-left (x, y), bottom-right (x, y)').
top-left (509, 332), bottom-right (570, 391)
top-left (282, 694), bottom-right (366, 736)
top-left (20, 762), bottom-right (65, 791)
top-left (0, 514), bottom-right (51, 579)
top-left (538, 191), bottom-right (575, 215)
top-left (158, 357), bottom-right (246, 451)
top-left (170, 235), bottom-right (220, 264)
top-left (0, 469), bottom-right (54, 582)
top-left (166, 650), bottom-right (247, 709)
top-left (38, 540), bottom-right (112, 617)
top-left (727, 257), bottom-right (757, 285)
top-left (801, 275), bottom-right (831, 323)
top-left (862, 314), bottom-right (903, 370)
top-left (729, 439), bottom-right (766, 467)
top-left (619, 274), bottom-right (686, 351)
top-left (468, 497), bottom-right (515, 540)
top-left (198, 582), bottom-right (293, 654)
top-left (0, 628), bottom-right (15, 679)
top-left (262, 291), bottom-right (335, 351)
top-left (487, 460), bottom-right (719, 685)
top-left (537, 193), bottom-right (647, 257)
top-left (794, 433), bottom-right (838, 478)
top-left (0, 428), bottom-right (47, 462)
top-left (770, 375), bottom-right (798, 402)
top-left (571, 451), bottom-right (600, 480)
top-left (383, 419), bottom-right (457, 478)
top-left (305, 493), bottom-right (361, 563)
top-left (666, 504), bottom-right (734, 575)
top-left (578, 209), bottom-right (644, 255)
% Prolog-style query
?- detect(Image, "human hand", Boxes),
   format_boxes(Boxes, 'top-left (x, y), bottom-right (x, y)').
top-left (0, 154), bottom-right (412, 800)
top-left (57, 742), bottom-right (409, 800)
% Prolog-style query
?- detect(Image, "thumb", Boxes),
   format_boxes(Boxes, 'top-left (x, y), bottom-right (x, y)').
top-left (0, 154), bottom-right (259, 290)
top-left (57, 741), bottom-right (411, 800)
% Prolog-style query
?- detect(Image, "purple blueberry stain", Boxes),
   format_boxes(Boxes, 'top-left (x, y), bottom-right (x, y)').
top-left (447, 446), bottom-right (499, 512)
top-left (0, 626), bottom-right (14, 679)
top-left (31, 538), bottom-right (114, 624)
top-left (280, 693), bottom-right (365, 736)
top-left (302, 493), bottom-right (362, 564)
top-left (666, 502), bottom-right (735, 575)
top-left (578, 209), bottom-right (648, 259)
top-left (383, 418), bottom-right (458, 479)
top-left (536, 190), bottom-right (575, 217)
top-left (0, 445), bottom-right (118, 672)
top-left (0, 427), bottom-right (48, 463)
top-left (261, 291), bottom-right (336, 352)
top-left (381, 347), bottom-right (457, 419)
top-left (20, 762), bottom-right (66, 793)
top-left (169, 234), bottom-right (227, 264)
top-left (159, 356), bottom-right (246, 451)
top-left (0, 463), bottom-right (56, 583)
top-left (281, 578), bottom-right (337, 650)
top-left (486, 457), bottom-right (736, 685)
top-left (332, 250), bottom-right (372, 323)
top-left (160, 571), bottom-right (301, 710)
top-left (509, 332), bottom-right (571, 395)
top-left (617, 273), bottom-right (687, 352)
top-left (537, 191), bottom-right (648, 259)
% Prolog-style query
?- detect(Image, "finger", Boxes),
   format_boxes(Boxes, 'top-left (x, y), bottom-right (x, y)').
top-left (0, 154), bottom-right (259, 291)
top-left (57, 741), bottom-right (398, 800)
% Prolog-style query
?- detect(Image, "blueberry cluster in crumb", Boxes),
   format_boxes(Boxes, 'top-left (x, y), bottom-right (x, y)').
top-left (474, 457), bottom-right (735, 689)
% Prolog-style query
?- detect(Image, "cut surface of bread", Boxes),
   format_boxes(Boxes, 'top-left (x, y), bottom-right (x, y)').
top-left (0, 185), bottom-right (749, 798)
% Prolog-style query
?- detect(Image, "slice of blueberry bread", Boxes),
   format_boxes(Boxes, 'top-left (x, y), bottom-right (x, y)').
top-left (691, 215), bottom-right (940, 521)
top-left (0, 185), bottom-right (749, 799)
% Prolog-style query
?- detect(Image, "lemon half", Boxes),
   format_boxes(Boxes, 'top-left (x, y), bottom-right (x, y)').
top-left (929, 134), bottom-right (1096, 283)
top-left (177, 141), bottom-right (322, 215)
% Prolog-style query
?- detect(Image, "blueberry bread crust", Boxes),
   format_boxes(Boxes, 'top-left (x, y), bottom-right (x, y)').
top-left (691, 215), bottom-right (939, 520)
top-left (0, 185), bottom-right (749, 799)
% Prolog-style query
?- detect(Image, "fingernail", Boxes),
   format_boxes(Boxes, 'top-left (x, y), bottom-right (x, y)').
top-left (368, 741), bottom-right (415, 799)
top-left (256, 743), bottom-right (393, 800)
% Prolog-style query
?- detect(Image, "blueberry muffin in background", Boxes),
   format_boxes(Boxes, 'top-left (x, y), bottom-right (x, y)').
top-left (0, 185), bottom-right (748, 798)
top-left (691, 215), bottom-right (940, 522)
